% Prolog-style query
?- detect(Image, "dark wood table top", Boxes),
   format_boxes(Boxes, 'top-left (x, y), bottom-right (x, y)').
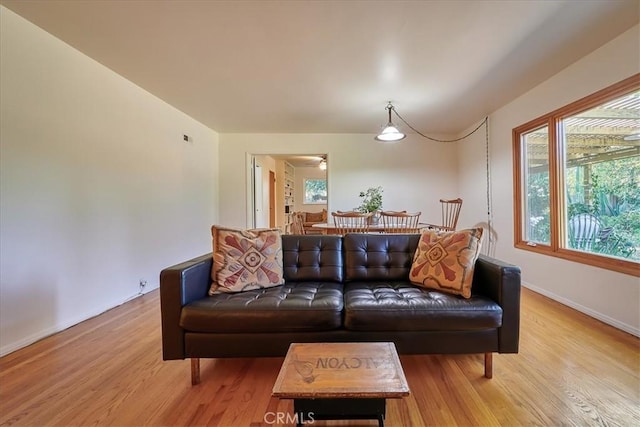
top-left (272, 342), bottom-right (410, 399)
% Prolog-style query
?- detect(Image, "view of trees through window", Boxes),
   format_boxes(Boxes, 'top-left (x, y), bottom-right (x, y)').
top-left (304, 178), bottom-right (327, 204)
top-left (565, 155), bottom-right (639, 260)
top-left (524, 126), bottom-right (550, 244)
top-left (516, 79), bottom-right (639, 274)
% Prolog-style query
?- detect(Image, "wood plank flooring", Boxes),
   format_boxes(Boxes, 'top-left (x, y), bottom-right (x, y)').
top-left (1, 287), bottom-right (638, 426)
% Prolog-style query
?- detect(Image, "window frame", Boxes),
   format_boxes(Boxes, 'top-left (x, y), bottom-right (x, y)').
top-left (302, 178), bottom-right (327, 205)
top-left (512, 74), bottom-right (640, 277)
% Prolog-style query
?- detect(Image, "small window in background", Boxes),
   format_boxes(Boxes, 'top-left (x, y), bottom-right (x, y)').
top-left (304, 178), bottom-right (327, 204)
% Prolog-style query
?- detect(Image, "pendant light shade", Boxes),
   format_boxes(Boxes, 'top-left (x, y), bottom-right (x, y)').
top-left (375, 103), bottom-right (406, 142)
top-left (319, 156), bottom-right (327, 170)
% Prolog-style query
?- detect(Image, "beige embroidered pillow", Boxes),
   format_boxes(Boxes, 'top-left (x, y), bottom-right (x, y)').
top-left (209, 226), bottom-right (284, 294)
top-left (409, 228), bottom-right (483, 298)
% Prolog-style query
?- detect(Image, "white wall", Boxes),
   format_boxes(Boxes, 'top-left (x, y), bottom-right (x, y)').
top-left (218, 134), bottom-right (460, 229)
top-left (456, 118), bottom-right (498, 258)
top-left (294, 166), bottom-right (327, 213)
top-left (458, 25), bottom-right (640, 336)
top-left (0, 8), bottom-right (219, 355)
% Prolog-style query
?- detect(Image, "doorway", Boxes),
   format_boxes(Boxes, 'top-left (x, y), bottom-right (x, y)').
top-left (249, 154), bottom-right (328, 230)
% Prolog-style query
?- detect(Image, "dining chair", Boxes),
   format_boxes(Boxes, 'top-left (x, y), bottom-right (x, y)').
top-left (289, 212), bottom-right (306, 235)
top-left (381, 211), bottom-right (422, 233)
top-left (422, 198), bottom-right (463, 232)
top-left (331, 211), bottom-right (373, 234)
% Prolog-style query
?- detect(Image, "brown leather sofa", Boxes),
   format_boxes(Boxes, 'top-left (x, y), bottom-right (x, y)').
top-left (160, 233), bottom-right (521, 384)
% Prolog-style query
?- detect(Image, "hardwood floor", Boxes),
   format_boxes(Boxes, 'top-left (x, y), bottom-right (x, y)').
top-left (1, 287), bottom-right (638, 426)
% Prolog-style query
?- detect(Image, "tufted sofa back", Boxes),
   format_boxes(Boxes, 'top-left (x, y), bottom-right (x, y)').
top-left (282, 235), bottom-right (343, 282)
top-left (282, 234), bottom-right (423, 283)
top-left (343, 233), bottom-right (421, 282)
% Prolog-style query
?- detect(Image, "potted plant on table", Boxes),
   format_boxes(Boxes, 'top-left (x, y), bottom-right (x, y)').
top-left (356, 186), bottom-right (383, 224)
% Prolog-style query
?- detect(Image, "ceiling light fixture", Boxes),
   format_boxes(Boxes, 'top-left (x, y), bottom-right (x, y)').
top-left (374, 102), bottom-right (406, 142)
top-left (379, 102), bottom-right (489, 143)
top-left (373, 102), bottom-right (493, 255)
top-left (319, 156), bottom-right (327, 170)
top-left (623, 133), bottom-right (640, 141)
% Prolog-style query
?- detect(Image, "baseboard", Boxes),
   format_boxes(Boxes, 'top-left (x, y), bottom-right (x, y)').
top-left (523, 282), bottom-right (640, 338)
top-left (0, 287), bottom-right (154, 357)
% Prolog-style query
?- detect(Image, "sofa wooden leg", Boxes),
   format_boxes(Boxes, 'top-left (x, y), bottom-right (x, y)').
top-left (191, 358), bottom-right (201, 385)
top-left (484, 353), bottom-right (493, 379)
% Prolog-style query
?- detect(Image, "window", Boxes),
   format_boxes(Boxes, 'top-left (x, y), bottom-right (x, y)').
top-left (303, 178), bottom-right (327, 204)
top-left (513, 74), bottom-right (640, 277)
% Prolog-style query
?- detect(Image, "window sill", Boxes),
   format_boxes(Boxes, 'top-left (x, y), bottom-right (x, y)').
top-left (515, 242), bottom-right (639, 277)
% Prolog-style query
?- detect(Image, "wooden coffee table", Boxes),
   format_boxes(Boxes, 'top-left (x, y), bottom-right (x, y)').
top-left (272, 342), bottom-right (410, 426)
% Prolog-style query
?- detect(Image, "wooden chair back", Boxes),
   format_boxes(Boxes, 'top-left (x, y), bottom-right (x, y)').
top-left (381, 211), bottom-right (422, 233)
top-left (423, 198), bottom-right (463, 232)
top-left (331, 211), bottom-right (373, 235)
top-left (289, 212), bottom-right (306, 235)
top-left (441, 198), bottom-right (463, 231)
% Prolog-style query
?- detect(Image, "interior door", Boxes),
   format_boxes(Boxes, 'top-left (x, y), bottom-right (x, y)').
top-left (254, 164), bottom-right (264, 227)
top-left (269, 170), bottom-right (276, 228)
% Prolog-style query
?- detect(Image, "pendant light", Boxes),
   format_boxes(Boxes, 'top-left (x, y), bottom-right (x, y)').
top-left (375, 102), bottom-right (406, 142)
top-left (319, 155), bottom-right (327, 170)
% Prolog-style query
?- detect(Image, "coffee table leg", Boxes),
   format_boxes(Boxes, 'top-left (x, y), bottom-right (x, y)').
top-left (294, 398), bottom-right (385, 425)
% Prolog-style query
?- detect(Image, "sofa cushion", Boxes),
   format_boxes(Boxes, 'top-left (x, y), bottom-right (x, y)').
top-left (343, 281), bottom-right (502, 331)
top-left (410, 228), bottom-right (483, 298)
top-left (209, 226), bottom-right (284, 294)
top-left (282, 235), bottom-right (343, 282)
top-left (181, 282), bottom-right (344, 333)
top-left (343, 233), bottom-right (421, 282)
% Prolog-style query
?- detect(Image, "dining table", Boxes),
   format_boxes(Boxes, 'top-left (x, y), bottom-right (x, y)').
top-left (311, 222), bottom-right (428, 235)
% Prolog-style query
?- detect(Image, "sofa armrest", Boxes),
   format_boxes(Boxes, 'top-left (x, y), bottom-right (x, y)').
top-left (159, 253), bottom-right (212, 360)
top-left (473, 254), bottom-right (521, 353)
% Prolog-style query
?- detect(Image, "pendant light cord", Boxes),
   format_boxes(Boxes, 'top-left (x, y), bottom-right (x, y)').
top-left (392, 108), bottom-right (488, 143)
top-left (389, 107), bottom-right (493, 254)
top-left (485, 117), bottom-right (493, 256)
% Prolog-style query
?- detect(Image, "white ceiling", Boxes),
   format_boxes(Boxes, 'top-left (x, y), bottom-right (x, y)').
top-left (2, 0), bottom-right (638, 135)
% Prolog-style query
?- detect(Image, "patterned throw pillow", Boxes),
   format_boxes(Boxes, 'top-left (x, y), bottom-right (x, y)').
top-left (409, 228), bottom-right (483, 298)
top-left (209, 226), bottom-right (284, 294)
